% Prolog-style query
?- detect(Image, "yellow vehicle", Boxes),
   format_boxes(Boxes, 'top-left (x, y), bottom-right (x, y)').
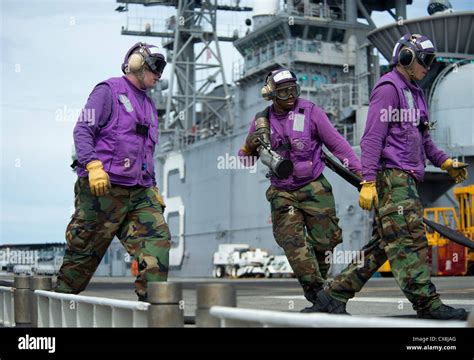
top-left (454, 184), bottom-right (474, 273)
top-left (378, 184), bottom-right (474, 276)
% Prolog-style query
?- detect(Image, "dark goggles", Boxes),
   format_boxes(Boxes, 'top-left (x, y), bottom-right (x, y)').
top-left (275, 84), bottom-right (301, 100)
top-left (416, 52), bottom-right (436, 69)
top-left (144, 55), bottom-right (167, 74)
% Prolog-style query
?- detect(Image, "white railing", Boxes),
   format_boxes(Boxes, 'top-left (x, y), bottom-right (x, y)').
top-left (35, 290), bottom-right (150, 328)
top-left (0, 286), bottom-right (15, 327)
top-left (209, 306), bottom-right (470, 328)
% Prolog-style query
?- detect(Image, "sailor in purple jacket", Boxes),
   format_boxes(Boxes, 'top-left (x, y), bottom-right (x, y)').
top-left (306, 34), bottom-right (468, 320)
top-left (239, 69), bottom-right (362, 309)
top-left (55, 43), bottom-right (171, 301)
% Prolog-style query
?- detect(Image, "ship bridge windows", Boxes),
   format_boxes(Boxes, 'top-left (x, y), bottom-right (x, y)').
top-left (330, 28), bottom-right (345, 43)
top-left (260, 45), bottom-right (275, 63)
top-left (296, 72), bottom-right (330, 88)
top-left (275, 40), bottom-right (286, 56)
top-left (312, 73), bottom-right (328, 88)
top-left (307, 41), bottom-right (322, 53)
top-left (296, 73), bottom-right (309, 87)
top-left (307, 26), bottom-right (328, 41)
top-left (289, 24), bottom-right (305, 38)
top-left (296, 38), bottom-right (304, 52)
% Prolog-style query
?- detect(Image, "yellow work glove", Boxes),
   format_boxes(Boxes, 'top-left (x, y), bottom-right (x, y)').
top-left (86, 160), bottom-right (111, 196)
top-left (151, 186), bottom-right (166, 209)
top-left (358, 181), bottom-right (378, 211)
top-left (441, 158), bottom-right (468, 184)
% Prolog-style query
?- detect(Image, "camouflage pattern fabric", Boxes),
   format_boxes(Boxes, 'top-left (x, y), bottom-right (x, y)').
top-left (327, 169), bottom-right (442, 312)
top-left (55, 177), bottom-right (171, 300)
top-left (266, 174), bottom-right (343, 295)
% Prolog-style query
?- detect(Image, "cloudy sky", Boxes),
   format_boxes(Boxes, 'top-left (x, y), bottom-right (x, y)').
top-left (1, 0), bottom-right (473, 245)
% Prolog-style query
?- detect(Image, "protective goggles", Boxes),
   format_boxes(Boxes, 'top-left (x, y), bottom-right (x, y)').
top-left (275, 84), bottom-right (300, 100)
top-left (416, 52), bottom-right (436, 69)
top-left (145, 55), bottom-right (167, 74)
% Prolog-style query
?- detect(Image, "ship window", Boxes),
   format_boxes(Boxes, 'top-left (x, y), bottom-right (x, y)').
top-left (268, 45), bottom-right (275, 58)
top-left (331, 28), bottom-right (345, 42)
top-left (307, 26), bottom-right (328, 41)
top-left (297, 73), bottom-right (309, 86)
top-left (261, 47), bottom-right (268, 62)
top-left (275, 40), bottom-right (286, 55)
top-left (311, 73), bottom-right (327, 87)
top-left (289, 24), bottom-right (304, 38)
top-left (296, 38), bottom-right (304, 52)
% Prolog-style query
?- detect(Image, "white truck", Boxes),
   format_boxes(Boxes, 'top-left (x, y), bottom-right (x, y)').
top-left (212, 244), bottom-right (271, 278)
top-left (262, 255), bottom-right (294, 278)
top-left (35, 263), bottom-right (61, 276)
top-left (212, 244), bottom-right (293, 278)
top-left (13, 264), bottom-right (34, 276)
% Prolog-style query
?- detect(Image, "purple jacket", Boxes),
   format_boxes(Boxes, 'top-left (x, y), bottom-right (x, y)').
top-left (239, 98), bottom-right (362, 191)
top-left (361, 69), bottom-right (448, 182)
top-left (74, 76), bottom-right (158, 187)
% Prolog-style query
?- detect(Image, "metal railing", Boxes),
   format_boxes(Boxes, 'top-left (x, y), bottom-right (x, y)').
top-left (2, 276), bottom-right (239, 328)
top-left (0, 286), bottom-right (15, 327)
top-left (238, 38), bottom-right (354, 76)
top-left (5, 277), bottom-right (473, 328)
top-left (122, 16), bottom-right (245, 40)
top-left (35, 290), bottom-right (150, 327)
top-left (209, 306), bottom-right (472, 328)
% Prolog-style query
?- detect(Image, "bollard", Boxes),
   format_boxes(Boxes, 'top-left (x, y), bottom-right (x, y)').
top-left (14, 275), bottom-right (32, 327)
top-left (147, 282), bottom-right (184, 327)
top-left (30, 276), bottom-right (52, 327)
top-left (196, 283), bottom-right (239, 327)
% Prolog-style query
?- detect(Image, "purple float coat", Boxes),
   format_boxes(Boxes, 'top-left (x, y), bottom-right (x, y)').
top-left (73, 76), bottom-right (158, 187)
top-left (360, 68), bottom-right (448, 182)
top-left (239, 98), bottom-right (362, 191)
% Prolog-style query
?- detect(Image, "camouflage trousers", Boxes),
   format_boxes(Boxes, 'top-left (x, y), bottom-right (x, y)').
top-left (266, 174), bottom-right (343, 295)
top-left (55, 177), bottom-right (171, 300)
top-left (327, 169), bottom-right (442, 312)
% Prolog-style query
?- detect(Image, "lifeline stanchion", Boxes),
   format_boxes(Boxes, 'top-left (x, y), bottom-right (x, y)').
top-left (147, 282), bottom-right (184, 327)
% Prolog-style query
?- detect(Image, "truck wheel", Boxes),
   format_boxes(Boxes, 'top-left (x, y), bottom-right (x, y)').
top-left (215, 266), bottom-right (224, 278)
top-left (231, 266), bottom-right (239, 278)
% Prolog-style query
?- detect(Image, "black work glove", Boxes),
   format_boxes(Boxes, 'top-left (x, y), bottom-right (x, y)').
top-left (245, 132), bottom-right (261, 154)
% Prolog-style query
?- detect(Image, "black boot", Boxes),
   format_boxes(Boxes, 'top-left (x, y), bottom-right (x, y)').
top-left (137, 294), bottom-right (148, 302)
top-left (302, 284), bottom-right (323, 304)
top-left (300, 284), bottom-right (323, 313)
top-left (301, 290), bottom-right (350, 314)
top-left (417, 304), bottom-right (468, 321)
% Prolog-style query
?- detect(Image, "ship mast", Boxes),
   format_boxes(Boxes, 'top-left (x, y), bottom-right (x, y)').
top-left (117, 0), bottom-right (253, 144)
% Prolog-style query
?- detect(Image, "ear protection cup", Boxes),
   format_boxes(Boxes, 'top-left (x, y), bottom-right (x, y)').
top-left (399, 47), bottom-right (415, 67)
top-left (125, 43), bottom-right (148, 73)
top-left (261, 72), bottom-right (275, 101)
top-left (397, 35), bottom-right (421, 68)
top-left (128, 52), bottom-right (145, 73)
